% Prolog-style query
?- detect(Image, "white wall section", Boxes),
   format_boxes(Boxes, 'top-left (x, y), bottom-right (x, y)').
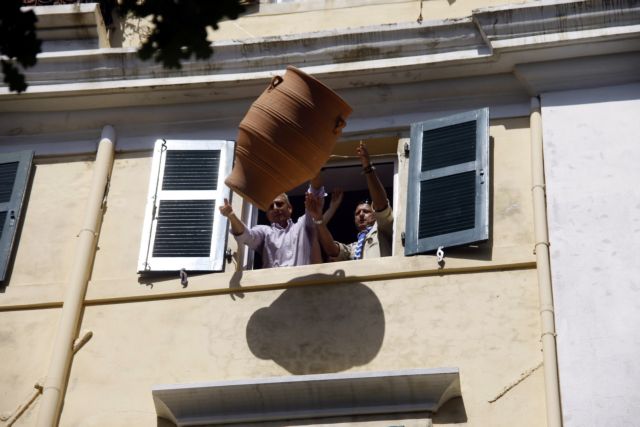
top-left (542, 83), bottom-right (640, 427)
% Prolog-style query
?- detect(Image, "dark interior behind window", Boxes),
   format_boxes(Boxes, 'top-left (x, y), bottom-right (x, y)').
top-left (253, 162), bottom-right (394, 268)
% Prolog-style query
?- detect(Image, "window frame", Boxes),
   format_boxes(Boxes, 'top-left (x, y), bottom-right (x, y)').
top-left (0, 150), bottom-right (34, 283)
top-left (405, 108), bottom-right (490, 255)
top-left (137, 139), bottom-right (235, 273)
top-left (243, 151), bottom-right (399, 270)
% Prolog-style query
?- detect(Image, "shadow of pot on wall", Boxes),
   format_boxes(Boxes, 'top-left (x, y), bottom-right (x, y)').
top-left (246, 270), bottom-right (385, 375)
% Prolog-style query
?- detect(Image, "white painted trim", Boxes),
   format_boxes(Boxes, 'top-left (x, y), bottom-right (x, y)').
top-left (153, 368), bottom-right (461, 425)
top-left (256, 0), bottom-right (417, 15)
top-left (474, 0), bottom-right (598, 13)
top-left (137, 139), bottom-right (235, 273)
top-left (490, 25), bottom-right (640, 50)
top-left (24, 3), bottom-right (100, 15)
top-left (0, 102), bottom-right (531, 157)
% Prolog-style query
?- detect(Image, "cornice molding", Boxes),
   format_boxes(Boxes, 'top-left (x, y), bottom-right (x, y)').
top-left (0, 245), bottom-right (536, 310)
top-left (26, 3), bottom-right (109, 51)
top-left (2, 0), bottom-right (637, 96)
top-left (0, 0), bottom-right (638, 147)
top-left (474, 0), bottom-right (640, 47)
top-left (17, 19), bottom-right (487, 88)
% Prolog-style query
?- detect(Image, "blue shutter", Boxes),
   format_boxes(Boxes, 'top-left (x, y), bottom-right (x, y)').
top-left (138, 140), bottom-right (234, 272)
top-left (405, 109), bottom-right (489, 255)
top-left (0, 151), bottom-right (34, 282)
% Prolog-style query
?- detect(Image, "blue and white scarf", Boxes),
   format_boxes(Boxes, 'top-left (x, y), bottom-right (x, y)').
top-left (354, 226), bottom-right (372, 260)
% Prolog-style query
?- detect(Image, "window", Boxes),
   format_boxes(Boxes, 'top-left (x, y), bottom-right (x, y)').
top-left (138, 140), bottom-right (234, 272)
top-left (405, 108), bottom-right (490, 255)
top-left (248, 150), bottom-right (397, 269)
top-left (138, 109), bottom-right (490, 273)
top-left (239, 105), bottom-right (492, 267)
top-left (313, 161), bottom-right (395, 245)
top-left (0, 150), bottom-right (33, 283)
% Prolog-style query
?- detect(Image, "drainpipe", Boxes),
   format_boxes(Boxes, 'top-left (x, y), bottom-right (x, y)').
top-left (37, 126), bottom-right (115, 427)
top-left (530, 97), bottom-right (563, 427)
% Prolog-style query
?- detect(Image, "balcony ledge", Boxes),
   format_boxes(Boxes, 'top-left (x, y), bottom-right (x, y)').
top-left (23, 3), bottom-right (110, 52)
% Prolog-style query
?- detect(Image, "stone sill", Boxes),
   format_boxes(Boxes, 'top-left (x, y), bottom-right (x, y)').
top-left (24, 3), bottom-right (109, 49)
top-left (253, 0), bottom-right (414, 16)
top-left (0, 244), bottom-right (536, 311)
top-left (3, 0), bottom-right (638, 94)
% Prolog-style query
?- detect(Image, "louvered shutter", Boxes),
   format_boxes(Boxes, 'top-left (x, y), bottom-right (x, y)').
top-left (405, 108), bottom-right (489, 255)
top-left (0, 151), bottom-right (34, 282)
top-left (138, 140), bottom-right (234, 272)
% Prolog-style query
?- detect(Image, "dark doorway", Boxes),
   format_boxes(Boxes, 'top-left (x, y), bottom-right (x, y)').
top-left (253, 162), bottom-right (394, 269)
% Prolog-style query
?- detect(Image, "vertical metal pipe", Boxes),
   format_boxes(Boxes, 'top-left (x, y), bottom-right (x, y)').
top-left (530, 97), bottom-right (563, 427)
top-left (37, 126), bottom-right (115, 427)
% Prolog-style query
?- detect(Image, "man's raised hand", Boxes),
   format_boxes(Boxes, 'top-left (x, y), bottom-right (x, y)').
top-left (356, 141), bottom-right (371, 167)
top-left (219, 198), bottom-right (233, 217)
top-left (305, 192), bottom-right (323, 221)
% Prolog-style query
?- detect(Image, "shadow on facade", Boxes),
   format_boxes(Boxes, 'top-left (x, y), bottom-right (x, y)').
top-left (246, 270), bottom-right (385, 375)
top-left (432, 397), bottom-right (468, 423)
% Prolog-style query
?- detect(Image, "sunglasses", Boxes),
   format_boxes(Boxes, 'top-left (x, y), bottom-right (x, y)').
top-left (269, 200), bottom-right (287, 210)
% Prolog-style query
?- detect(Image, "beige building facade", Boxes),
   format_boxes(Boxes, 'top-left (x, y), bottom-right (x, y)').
top-left (0, 0), bottom-right (638, 426)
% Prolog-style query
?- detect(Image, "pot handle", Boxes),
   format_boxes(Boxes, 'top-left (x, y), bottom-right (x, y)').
top-left (333, 117), bottom-right (347, 135)
top-left (268, 75), bottom-right (283, 92)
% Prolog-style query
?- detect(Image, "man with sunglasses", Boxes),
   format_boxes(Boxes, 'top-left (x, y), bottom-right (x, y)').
top-left (307, 142), bottom-right (393, 260)
top-left (219, 175), bottom-right (325, 268)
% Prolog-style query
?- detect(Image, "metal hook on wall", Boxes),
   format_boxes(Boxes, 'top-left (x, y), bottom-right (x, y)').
top-left (179, 268), bottom-right (188, 288)
top-left (436, 246), bottom-right (445, 268)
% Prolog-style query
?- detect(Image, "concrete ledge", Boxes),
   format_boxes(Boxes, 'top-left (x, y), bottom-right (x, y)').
top-left (255, 0), bottom-right (412, 16)
top-left (14, 19), bottom-right (486, 88)
top-left (152, 368), bottom-right (461, 425)
top-left (474, 0), bottom-right (640, 44)
top-left (0, 244), bottom-right (536, 311)
top-left (24, 3), bottom-right (109, 51)
top-left (8, 0), bottom-right (636, 90)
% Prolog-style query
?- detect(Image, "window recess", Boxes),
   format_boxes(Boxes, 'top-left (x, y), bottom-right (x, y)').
top-left (0, 150), bottom-right (33, 283)
top-left (138, 140), bottom-right (234, 273)
top-left (250, 155), bottom-right (396, 269)
top-left (405, 108), bottom-right (490, 255)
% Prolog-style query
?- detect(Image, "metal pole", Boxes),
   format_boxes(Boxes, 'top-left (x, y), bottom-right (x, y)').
top-left (530, 97), bottom-right (563, 427)
top-left (37, 126), bottom-right (115, 427)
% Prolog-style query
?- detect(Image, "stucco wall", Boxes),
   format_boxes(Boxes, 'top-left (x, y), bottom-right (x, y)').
top-left (0, 117), bottom-right (540, 425)
top-left (0, 119), bottom-right (532, 305)
top-left (9, 158), bottom-right (94, 287)
top-left (55, 270), bottom-right (543, 426)
top-left (90, 152), bottom-right (151, 282)
top-left (541, 83), bottom-right (640, 427)
top-left (91, 117), bottom-right (533, 288)
top-left (118, 0), bottom-right (524, 48)
top-left (0, 308), bottom-right (60, 426)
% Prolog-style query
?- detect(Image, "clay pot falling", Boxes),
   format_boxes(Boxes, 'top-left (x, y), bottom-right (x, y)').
top-left (225, 66), bottom-right (353, 211)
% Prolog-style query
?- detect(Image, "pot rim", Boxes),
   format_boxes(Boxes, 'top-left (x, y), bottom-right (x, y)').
top-left (285, 65), bottom-right (353, 116)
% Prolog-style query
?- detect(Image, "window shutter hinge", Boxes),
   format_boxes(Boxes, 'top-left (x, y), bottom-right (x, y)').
top-left (179, 268), bottom-right (188, 288)
top-left (151, 198), bottom-right (157, 219)
top-left (437, 246), bottom-right (445, 269)
top-left (401, 231), bottom-right (406, 247)
top-left (404, 142), bottom-right (410, 158)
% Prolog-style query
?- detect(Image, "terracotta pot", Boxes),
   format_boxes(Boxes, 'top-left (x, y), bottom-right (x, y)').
top-left (225, 66), bottom-right (353, 211)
